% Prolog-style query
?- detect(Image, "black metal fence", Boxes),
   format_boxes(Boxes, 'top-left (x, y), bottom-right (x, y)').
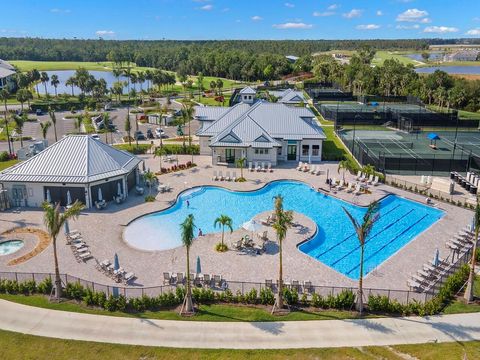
top-left (304, 82), bottom-right (354, 101)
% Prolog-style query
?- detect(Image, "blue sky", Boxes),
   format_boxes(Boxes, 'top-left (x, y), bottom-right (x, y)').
top-left (2, 0), bottom-right (480, 40)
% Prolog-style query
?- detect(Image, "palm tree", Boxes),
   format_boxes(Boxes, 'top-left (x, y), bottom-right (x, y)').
top-left (48, 108), bottom-right (58, 142)
top-left (197, 72), bottom-right (204, 101)
top-left (180, 214), bottom-right (196, 314)
top-left (137, 71), bottom-right (145, 92)
top-left (154, 146), bottom-right (166, 172)
top-left (342, 201), bottom-right (379, 315)
top-left (214, 215), bottom-right (233, 251)
top-left (39, 121), bottom-right (51, 139)
top-left (16, 89), bottom-right (30, 113)
top-left (12, 114), bottom-right (25, 148)
top-left (182, 103), bottom-right (194, 162)
top-left (142, 170), bottom-right (156, 195)
top-left (42, 201), bottom-right (85, 300)
top-left (124, 113), bottom-right (132, 146)
top-left (236, 157), bottom-right (247, 180)
top-left (0, 89), bottom-right (12, 154)
top-left (40, 72), bottom-right (49, 96)
top-left (272, 195), bottom-right (294, 313)
top-left (50, 74), bottom-right (60, 97)
top-left (337, 159), bottom-right (352, 183)
top-left (30, 69), bottom-right (41, 98)
top-left (65, 76), bottom-right (77, 97)
top-left (464, 197), bottom-right (480, 302)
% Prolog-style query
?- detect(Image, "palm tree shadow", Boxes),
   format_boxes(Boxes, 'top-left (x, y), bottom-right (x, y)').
top-left (348, 319), bottom-right (396, 334)
top-left (264, 241), bottom-right (279, 255)
top-left (250, 321), bottom-right (285, 335)
top-left (400, 316), bottom-right (480, 342)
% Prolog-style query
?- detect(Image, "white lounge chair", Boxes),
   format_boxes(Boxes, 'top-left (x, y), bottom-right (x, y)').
top-left (267, 162), bottom-right (273, 172)
top-left (356, 170), bottom-right (362, 180)
top-left (255, 162), bottom-right (261, 172)
top-left (367, 174), bottom-right (374, 184)
top-left (225, 171), bottom-right (231, 181)
top-left (346, 182), bottom-right (354, 193)
top-left (310, 165), bottom-right (317, 174)
top-left (331, 178), bottom-right (338, 188)
top-left (353, 183), bottom-right (362, 195)
top-left (296, 162), bottom-right (303, 171)
top-left (303, 164), bottom-right (310, 172)
top-left (232, 171), bottom-right (237, 181)
top-left (248, 162), bottom-right (253, 172)
top-left (337, 179), bottom-right (346, 190)
top-left (212, 170), bottom-right (218, 181)
top-left (124, 272), bottom-right (135, 284)
top-left (218, 171), bottom-right (224, 181)
top-left (372, 175), bottom-right (379, 186)
top-left (359, 173), bottom-right (367, 182)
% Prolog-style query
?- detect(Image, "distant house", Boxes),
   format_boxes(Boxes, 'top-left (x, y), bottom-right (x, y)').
top-left (444, 50), bottom-right (480, 62)
top-left (268, 88), bottom-right (306, 105)
top-left (0, 59), bottom-right (16, 92)
top-left (286, 55), bottom-right (299, 63)
top-left (196, 98), bottom-right (325, 166)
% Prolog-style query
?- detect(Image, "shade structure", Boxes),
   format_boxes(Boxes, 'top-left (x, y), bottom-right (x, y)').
top-left (46, 189), bottom-right (51, 203)
top-left (64, 219), bottom-right (70, 235)
top-left (196, 256), bottom-right (202, 274)
top-left (98, 188), bottom-right (103, 202)
top-left (117, 182), bottom-right (123, 198)
top-left (433, 248), bottom-right (440, 267)
top-left (66, 190), bottom-right (72, 205)
top-left (427, 133), bottom-right (441, 141)
top-left (242, 219), bottom-right (262, 233)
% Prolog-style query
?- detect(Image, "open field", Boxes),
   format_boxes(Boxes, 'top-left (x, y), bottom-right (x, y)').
top-left (372, 51), bottom-right (421, 67)
top-left (0, 328), bottom-right (479, 359)
top-left (9, 60), bottom-right (155, 73)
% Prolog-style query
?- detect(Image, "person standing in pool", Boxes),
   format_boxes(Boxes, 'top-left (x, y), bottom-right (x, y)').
top-left (186, 200), bottom-right (190, 208)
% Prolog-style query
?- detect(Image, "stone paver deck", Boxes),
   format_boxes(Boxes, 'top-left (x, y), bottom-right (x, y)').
top-left (0, 155), bottom-right (473, 293)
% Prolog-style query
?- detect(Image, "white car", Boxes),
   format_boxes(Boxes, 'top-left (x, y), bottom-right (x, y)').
top-left (91, 134), bottom-right (100, 140)
top-left (155, 127), bottom-right (166, 138)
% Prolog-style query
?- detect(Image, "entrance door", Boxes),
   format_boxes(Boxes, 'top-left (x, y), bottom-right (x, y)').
top-left (287, 145), bottom-right (297, 161)
top-left (11, 185), bottom-right (27, 207)
top-left (225, 149), bottom-right (235, 163)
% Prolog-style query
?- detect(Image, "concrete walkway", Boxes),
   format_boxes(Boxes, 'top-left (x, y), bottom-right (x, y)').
top-left (1, 300), bottom-right (480, 349)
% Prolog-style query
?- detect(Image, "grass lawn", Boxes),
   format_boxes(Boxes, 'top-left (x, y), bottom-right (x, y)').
top-left (9, 60), bottom-right (155, 73)
top-left (0, 294), bottom-right (368, 322)
top-left (442, 275), bottom-right (480, 315)
top-left (426, 105), bottom-right (480, 120)
top-left (0, 329), bottom-right (479, 360)
top-left (197, 94), bottom-right (232, 107)
top-left (0, 159), bottom-right (18, 171)
top-left (372, 51), bottom-right (421, 67)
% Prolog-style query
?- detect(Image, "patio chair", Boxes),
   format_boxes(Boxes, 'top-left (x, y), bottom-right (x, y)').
top-left (232, 171), bottom-right (237, 182)
top-left (124, 272), bottom-right (136, 285)
top-left (225, 171), bottom-right (231, 181)
top-left (372, 175), bottom-right (379, 186)
top-left (345, 183), bottom-right (354, 193)
top-left (367, 174), bottom-right (374, 184)
top-left (296, 162), bottom-right (303, 171)
top-left (213, 275), bottom-right (222, 288)
top-left (163, 272), bottom-right (171, 285)
top-left (257, 230), bottom-right (268, 241)
top-left (212, 170), bottom-right (218, 181)
top-left (268, 162), bottom-right (273, 172)
top-left (261, 162), bottom-right (266, 172)
top-left (248, 162), bottom-right (253, 172)
top-left (203, 274), bottom-right (211, 287)
top-left (255, 162), bottom-right (261, 172)
top-left (336, 180), bottom-right (346, 191)
top-left (353, 183), bottom-right (362, 195)
top-left (261, 215), bottom-right (271, 226)
top-left (135, 186), bottom-right (144, 195)
top-left (356, 170), bottom-right (362, 180)
top-left (291, 280), bottom-right (300, 292)
top-left (310, 165), bottom-right (317, 175)
top-left (78, 252), bottom-right (92, 261)
top-left (218, 171), bottom-right (224, 181)
top-left (359, 173), bottom-right (367, 182)
top-left (177, 272), bottom-right (185, 284)
top-left (231, 239), bottom-right (243, 250)
top-left (407, 279), bottom-right (424, 292)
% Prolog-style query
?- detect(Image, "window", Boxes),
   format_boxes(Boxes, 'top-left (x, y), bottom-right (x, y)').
top-left (302, 145), bottom-right (309, 156)
top-left (312, 144), bottom-right (320, 156)
top-left (254, 149), bottom-right (269, 155)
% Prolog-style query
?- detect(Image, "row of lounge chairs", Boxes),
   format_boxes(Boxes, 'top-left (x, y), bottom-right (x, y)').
top-left (249, 162), bottom-right (273, 172)
top-left (329, 179), bottom-right (365, 195)
top-left (96, 259), bottom-right (136, 285)
top-left (66, 230), bottom-right (93, 263)
top-left (212, 171), bottom-right (237, 181)
top-left (355, 171), bottom-right (380, 186)
top-left (265, 279), bottom-right (314, 294)
top-left (163, 272), bottom-right (227, 289)
top-left (231, 233), bottom-right (268, 254)
top-left (296, 162), bottom-right (323, 175)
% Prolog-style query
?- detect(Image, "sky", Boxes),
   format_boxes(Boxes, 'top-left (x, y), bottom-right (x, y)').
top-left (1, 0), bottom-right (480, 40)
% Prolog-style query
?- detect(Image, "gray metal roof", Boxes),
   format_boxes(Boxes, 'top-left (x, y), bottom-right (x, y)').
top-left (0, 67), bottom-right (15, 79)
top-left (239, 86), bottom-right (257, 95)
top-left (194, 106), bottom-right (230, 121)
top-left (0, 135), bottom-right (141, 184)
top-left (199, 101), bottom-right (325, 148)
top-left (269, 89), bottom-right (306, 104)
top-left (0, 59), bottom-right (15, 71)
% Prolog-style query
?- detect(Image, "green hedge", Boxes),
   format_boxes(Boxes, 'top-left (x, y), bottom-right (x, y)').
top-left (114, 144), bottom-right (152, 154)
top-left (156, 144), bottom-right (200, 155)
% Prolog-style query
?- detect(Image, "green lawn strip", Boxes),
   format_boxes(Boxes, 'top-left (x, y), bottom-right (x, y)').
top-left (0, 294), bottom-right (370, 322)
top-left (426, 105), bottom-right (480, 120)
top-left (442, 276), bottom-right (480, 315)
top-left (0, 160), bottom-right (18, 171)
top-left (372, 51), bottom-right (420, 67)
top-left (9, 60), bottom-right (155, 73)
top-left (197, 94), bottom-right (231, 107)
top-left (0, 328), bottom-right (479, 360)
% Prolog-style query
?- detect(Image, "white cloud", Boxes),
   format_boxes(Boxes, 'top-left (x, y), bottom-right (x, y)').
top-left (356, 24), bottom-right (380, 30)
top-left (396, 24), bottom-right (420, 30)
top-left (273, 22), bottom-right (313, 29)
top-left (313, 11), bottom-right (335, 17)
top-left (466, 28), bottom-right (480, 36)
top-left (285, 2), bottom-right (295, 8)
top-left (200, 4), bottom-right (213, 10)
top-left (343, 9), bottom-right (363, 19)
top-left (328, 4), bottom-right (339, 10)
top-left (376, 10), bottom-right (383, 16)
top-left (50, 8), bottom-right (71, 13)
top-left (396, 9), bottom-right (429, 23)
top-left (251, 15), bottom-right (263, 21)
top-left (221, 8), bottom-right (230, 12)
top-left (95, 30), bottom-right (115, 37)
top-left (424, 26), bottom-right (459, 34)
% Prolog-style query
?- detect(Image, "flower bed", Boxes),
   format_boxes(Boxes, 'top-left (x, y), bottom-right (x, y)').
top-left (155, 161), bottom-right (196, 175)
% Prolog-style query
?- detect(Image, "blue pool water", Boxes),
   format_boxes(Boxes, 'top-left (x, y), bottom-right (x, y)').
top-left (0, 240), bottom-right (24, 256)
top-left (124, 181), bottom-right (443, 279)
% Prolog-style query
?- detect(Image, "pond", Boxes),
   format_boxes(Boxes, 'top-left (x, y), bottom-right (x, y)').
top-left (38, 70), bottom-right (149, 95)
top-left (415, 66), bottom-right (480, 75)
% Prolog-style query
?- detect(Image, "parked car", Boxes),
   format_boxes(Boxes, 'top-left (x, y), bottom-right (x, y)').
top-left (35, 109), bottom-right (43, 116)
top-left (134, 131), bottom-right (146, 140)
top-left (91, 134), bottom-right (100, 140)
top-left (146, 128), bottom-right (154, 139)
top-left (155, 127), bottom-right (166, 138)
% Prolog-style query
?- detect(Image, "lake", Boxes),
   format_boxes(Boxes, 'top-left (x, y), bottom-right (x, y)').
top-left (38, 70), bottom-right (149, 95)
top-left (415, 66), bottom-right (480, 75)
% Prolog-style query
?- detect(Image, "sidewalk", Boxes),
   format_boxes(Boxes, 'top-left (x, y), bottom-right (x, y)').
top-left (1, 300), bottom-right (480, 349)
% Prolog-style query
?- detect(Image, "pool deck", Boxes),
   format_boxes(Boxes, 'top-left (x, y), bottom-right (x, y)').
top-left (0, 155), bottom-right (473, 293)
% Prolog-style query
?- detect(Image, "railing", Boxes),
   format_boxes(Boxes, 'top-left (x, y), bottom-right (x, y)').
top-left (0, 271), bottom-right (434, 305)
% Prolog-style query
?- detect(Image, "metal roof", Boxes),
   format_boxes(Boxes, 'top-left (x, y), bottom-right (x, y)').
top-left (0, 67), bottom-right (15, 79)
top-left (0, 135), bottom-right (141, 184)
top-left (269, 89), bottom-right (306, 104)
top-left (239, 86), bottom-right (257, 95)
top-left (0, 59), bottom-right (15, 71)
top-left (199, 101), bottom-right (325, 148)
top-left (194, 106), bottom-right (230, 121)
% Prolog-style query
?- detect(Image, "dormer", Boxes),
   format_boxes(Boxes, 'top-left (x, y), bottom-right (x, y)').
top-left (239, 86), bottom-right (257, 104)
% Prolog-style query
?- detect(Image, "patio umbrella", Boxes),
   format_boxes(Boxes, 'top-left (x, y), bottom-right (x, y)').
top-left (64, 219), bottom-right (70, 235)
top-left (433, 248), bottom-right (440, 267)
top-left (242, 219), bottom-right (262, 239)
top-left (471, 216), bottom-right (476, 232)
top-left (98, 188), bottom-right (103, 202)
top-left (427, 133), bottom-right (440, 146)
top-left (196, 256), bottom-right (202, 274)
top-left (113, 253), bottom-right (119, 297)
top-left (66, 190), bottom-right (72, 206)
top-left (46, 189), bottom-right (51, 203)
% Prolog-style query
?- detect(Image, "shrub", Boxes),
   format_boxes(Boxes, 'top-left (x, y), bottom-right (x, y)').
top-left (259, 288), bottom-right (275, 305)
top-left (0, 151), bottom-right (9, 162)
top-left (37, 278), bottom-right (53, 295)
top-left (144, 195), bottom-right (155, 202)
top-left (64, 282), bottom-right (86, 300)
top-left (244, 288), bottom-right (258, 305)
top-left (215, 243), bottom-right (228, 252)
top-left (282, 287), bottom-right (299, 306)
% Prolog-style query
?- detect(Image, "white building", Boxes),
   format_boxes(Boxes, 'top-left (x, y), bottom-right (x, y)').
top-left (0, 59), bottom-right (16, 92)
top-left (195, 99), bottom-right (325, 166)
top-left (0, 135), bottom-right (142, 208)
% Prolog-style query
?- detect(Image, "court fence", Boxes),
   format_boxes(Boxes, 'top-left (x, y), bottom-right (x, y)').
top-left (0, 271), bottom-right (436, 305)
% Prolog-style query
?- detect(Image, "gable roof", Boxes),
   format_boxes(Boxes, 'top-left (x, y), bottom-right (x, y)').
top-left (239, 86), bottom-right (257, 95)
top-left (269, 89), bottom-right (306, 104)
top-left (194, 106), bottom-right (231, 121)
top-left (0, 60), bottom-right (15, 71)
top-left (0, 135), bottom-right (141, 184)
top-left (198, 101), bottom-right (325, 148)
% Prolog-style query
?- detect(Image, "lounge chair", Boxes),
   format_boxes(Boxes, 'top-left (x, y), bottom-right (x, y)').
top-left (407, 279), bottom-right (424, 292)
top-left (261, 215), bottom-right (271, 226)
top-left (177, 272), bottom-right (185, 284)
top-left (265, 279), bottom-right (273, 289)
top-left (225, 171), bottom-right (231, 181)
top-left (212, 170), bottom-right (218, 181)
top-left (261, 162), bottom-right (266, 172)
top-left (232, 171), bottom-right (237, 181)
top-left (303, 164), bottom-right (310, 172)
top-left (353, 183), bottom-right (362, 195)
top-left (303, 281), bottom-right (313, 294)
top-left (359, 173), bottom-right (367, 182)
top-left (310, 165), bottom-right (317, 174)
top-left (296, 162), bottom-right (303, 171)
top-left (257, 230), bottom-right (268, 241)
top-left (213, 275), bottom-right (222, 288)
top-left (336, 179), bottom-right (346, 190)
top-left (345, 183), bottom-right (354, 193)
top-left (248, 162), bottom-right (253, 172)
top-left (356, 170), bottom-right (362, 180)
top-left (331, 178), bottom-right (338, 188)
top-left (231, 239), bottom-right (243, 250)
top-left (255, 162), bottom-right (261, 172)
top-left (367, 174), bottom-right (374, 184)
top-left (372, 175), bottom-right (379, 186)
top-left (203, 274), bottom-right (211, 287)
top-left (218, 171), bottom-right (224, 181)
top-left (291, 280), bottom-right (300, 292)
top-left (163, 272), bottom-right (171, 285)
top-left (268, 162), bottom-right (273, 172)
top-left (124, 272), bottom-right (135, 284)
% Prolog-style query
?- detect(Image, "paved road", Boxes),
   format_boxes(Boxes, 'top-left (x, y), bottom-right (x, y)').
top-left (0, 299), bottom-right (479, 349)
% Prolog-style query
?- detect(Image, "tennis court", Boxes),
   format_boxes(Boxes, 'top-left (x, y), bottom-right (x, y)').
top-left (338, 129), bottom-right (480, 175)
top-left (321, 102), bottom-right (429, 113)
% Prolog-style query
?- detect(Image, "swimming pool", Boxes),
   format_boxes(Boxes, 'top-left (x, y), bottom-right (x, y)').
top-left (124, 181), bottom-right (443, 279)
top-left (0, 240), bottom-right (25, 256)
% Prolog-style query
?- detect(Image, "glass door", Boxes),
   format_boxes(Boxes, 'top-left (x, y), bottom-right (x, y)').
top-left (225, 149), bottom-right (235, 163)
top-left (287, 145), bottom-right (297, 161)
